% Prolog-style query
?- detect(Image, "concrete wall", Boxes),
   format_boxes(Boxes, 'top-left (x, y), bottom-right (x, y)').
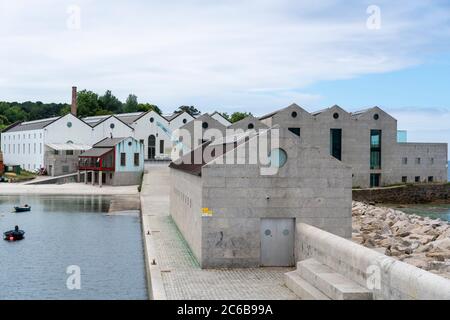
top-left (170, 168), bottom-right (203, 263)
top-left (391, 143), bottom-right (448, 184)
top-left (352, 183), bottom-right (450, 204)
top-left (111, 171), bottom-right (142, 186)
top-left (198, 129), bottom-right (352, 268)
top-left (44, 148), bottom-right (83, 176)
top-left (297, 223), bottom-right (450, 300)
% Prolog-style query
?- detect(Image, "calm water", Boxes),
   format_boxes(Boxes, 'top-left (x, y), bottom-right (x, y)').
top-left (390, 203), bottom-right (450, 222)
top-left (0, 195), bottom-right (147, 300)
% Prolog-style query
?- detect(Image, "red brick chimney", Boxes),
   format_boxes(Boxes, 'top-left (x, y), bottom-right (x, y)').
top-left (71, 86), bottom-right (77, 116)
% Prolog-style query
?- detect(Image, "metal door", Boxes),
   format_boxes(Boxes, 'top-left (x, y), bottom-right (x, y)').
top-left (260, 218), bottom-right (295, 267)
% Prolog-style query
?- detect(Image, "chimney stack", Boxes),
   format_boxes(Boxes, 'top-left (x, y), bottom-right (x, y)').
top-left (71, 86), bottom-right (77, 116)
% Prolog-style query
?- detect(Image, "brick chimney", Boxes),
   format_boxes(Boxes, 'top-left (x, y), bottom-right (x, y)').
top-left (71, 86), bottom-right (77, 116)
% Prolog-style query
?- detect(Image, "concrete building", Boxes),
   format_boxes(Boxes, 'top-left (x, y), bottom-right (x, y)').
top-left (78, 137), bottom-right (144, 186)
top-left (259, 104), bottom-right (448, 188)
top-left (169, 128), bottom-right (352, 268)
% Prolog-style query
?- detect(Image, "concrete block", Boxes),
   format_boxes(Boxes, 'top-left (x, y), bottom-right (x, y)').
top-left (297, 258), bottom-right (373, 300)
top-left (284, 271), bottom-right (330, 300)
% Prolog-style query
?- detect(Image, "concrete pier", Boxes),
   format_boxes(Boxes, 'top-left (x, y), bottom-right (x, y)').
top-left (139, 163), bottom-right (298, 300)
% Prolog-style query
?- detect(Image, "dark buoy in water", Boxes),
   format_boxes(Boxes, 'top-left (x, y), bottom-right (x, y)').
top-left (3, 225), bottom-right (25, 241)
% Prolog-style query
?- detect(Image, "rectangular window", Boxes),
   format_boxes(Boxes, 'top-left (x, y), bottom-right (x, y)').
top-left (416, 157), bottom-right (421, 165)
top-left (370, 130), bottom-right (382, 169)
top-left (134, 153), bottom-right (140, 166)
top-left (370, 173), bottom-right (381, 188)
top-left (428, 176), bottom-right (434, 183)
top-left (288, 128), bottom-right (301, 137)
top-left (402, 176), bottom-right (407, 183)
top-left (66, 150), bottom-right (74, 156)
top-left (54, 150), bottom-right (59, 155)
top-left (159, 140), bottom-right (164, 154)
top-left (430, 158), bottom-right (434, 165)
top-left (402, 157), bottom-right (407, 165)
top-left (62, 166), bottom-right (69, 173)
top-left (415, 176), bottom-right (420, 183)
top-left (120, 153), bottom-right (126, 166)
top-left (330, 129), bottom-right (342, 161)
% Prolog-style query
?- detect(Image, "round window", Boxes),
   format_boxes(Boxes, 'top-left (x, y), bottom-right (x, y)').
top-left (150, 117), bottom-right (154, 123)
top-left (291, 111), bottom-right (298, 118)
top-left (264, 229), bottom-right (271, 236)
top-left (202, 122), bottom-right (209, 129)
top-left (373, 114), bottom-right (379, 120)
top-left (248, 123), bottom-right (254, 129)
top-left (269, 148), bottom-right (288, 168)
top-left (183, 119), bottom-right (187, 124)
top-left (128, 141), bottom-right (132, 146)
top-left (67, 122), bottom-right (72, 128)
top-left (333, 113), bottom-right (339, 119)
top-left (283, 229), bottom-right (290, 236)
top-left (110, 123), bottom-right (115, 129)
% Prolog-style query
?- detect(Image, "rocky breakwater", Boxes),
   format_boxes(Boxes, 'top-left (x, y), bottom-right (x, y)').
top-left (352, 201), bottom-right (450, 279)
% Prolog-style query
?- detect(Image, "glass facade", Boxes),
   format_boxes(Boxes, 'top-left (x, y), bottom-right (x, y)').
top-left (370, 130), bottom-right (381, 169)
top-left (397, 130), bottom-right (407, 143)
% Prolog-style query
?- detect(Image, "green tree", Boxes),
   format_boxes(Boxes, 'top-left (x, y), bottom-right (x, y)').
top-left (77, 90), bottom-right (100, 117)
top-left (138, 103), bottom-right (162, 115)
top-left (174, 105), bottom-right (201, 117)
top-left (229, 111), bottom-right (252, 123)
top-left (98, 90), bottom-right (123, 114)
top-left (124, 94), bottom-right (139, 113)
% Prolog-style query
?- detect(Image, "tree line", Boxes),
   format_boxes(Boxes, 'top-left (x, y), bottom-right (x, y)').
top-left (0, 89), bottom-right (252, 130)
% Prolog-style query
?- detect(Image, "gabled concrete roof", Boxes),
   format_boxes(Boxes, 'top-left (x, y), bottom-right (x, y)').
top-left (259, 103), bottom-right (308, 120)
top-left (94, 137), bottom-right (129, 148)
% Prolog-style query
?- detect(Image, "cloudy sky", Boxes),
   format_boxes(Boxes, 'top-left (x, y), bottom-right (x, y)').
top-left (1, 0), bottom-right (450, 153)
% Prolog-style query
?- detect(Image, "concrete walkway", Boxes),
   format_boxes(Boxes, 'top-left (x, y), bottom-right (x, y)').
top-left (140, 163), bottom-right (298, 300)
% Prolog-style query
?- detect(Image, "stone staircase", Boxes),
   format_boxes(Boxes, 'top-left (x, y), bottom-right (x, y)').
top-left (285, 258), bottom-right (373, 300)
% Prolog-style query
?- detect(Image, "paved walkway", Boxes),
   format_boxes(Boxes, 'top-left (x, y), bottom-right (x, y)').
top-left (140, 163), bottom-right (298, 300)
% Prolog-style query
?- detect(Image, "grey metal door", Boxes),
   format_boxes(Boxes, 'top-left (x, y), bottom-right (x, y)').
top-left (260, 218), bottom-right (295, 267)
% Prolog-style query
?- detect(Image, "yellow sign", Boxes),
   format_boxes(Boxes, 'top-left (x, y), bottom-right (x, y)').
top-left (202, 207), bottom-right (213, 217)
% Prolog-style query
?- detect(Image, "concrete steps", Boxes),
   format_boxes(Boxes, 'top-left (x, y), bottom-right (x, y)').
top-left (296, 258), bottom-right (372, 300)
top-left (284, 271), bottom-right (330, 300)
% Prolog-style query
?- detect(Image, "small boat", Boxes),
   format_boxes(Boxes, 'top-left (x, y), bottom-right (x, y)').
top-left (4, 226), bottom-right (25, 241)
top-left (14, 205), bottom-right (31, 212)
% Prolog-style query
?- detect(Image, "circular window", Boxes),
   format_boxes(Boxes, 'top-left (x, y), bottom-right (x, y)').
top-left (291, 111), bottom-right (298, 118)
top-left (373, 114), bottom-right (379, 120)
top-left (333, 113), bottom-right (339, 119)
top-left (110, 123), bottom-right (115, 129)
top-left (269, 148), bottom-right (288, 168)
top-left (183, 119), bottom-right (187, 124)
top-left (67, 122), bottom-right (72, 128)
top-left (150, 117), bottom-right (154, 123)
top-left (202, 122), bottom-right (209, 129)
top-left (283, 229), bottom-right (290, 236)
top-left (128, 141), bottom-right (132, 146)
top-left (264, 229), bottom-right (271, 236)
top-left (248, 123), bottom-right (254, 129)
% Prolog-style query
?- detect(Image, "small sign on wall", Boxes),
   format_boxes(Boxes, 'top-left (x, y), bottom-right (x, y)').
top-left (202, 207), bottom-right (213, 217)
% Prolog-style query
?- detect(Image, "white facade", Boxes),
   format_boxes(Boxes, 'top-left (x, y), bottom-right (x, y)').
top-left (0, 111), bottom-right (200, 171)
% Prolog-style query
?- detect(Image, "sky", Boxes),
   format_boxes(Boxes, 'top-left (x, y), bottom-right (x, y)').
top-left (1, 0), bottom-right (450, 154)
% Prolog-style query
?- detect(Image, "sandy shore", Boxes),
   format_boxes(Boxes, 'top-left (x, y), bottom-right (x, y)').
top-left (0, 182), bottom-right (139, 196)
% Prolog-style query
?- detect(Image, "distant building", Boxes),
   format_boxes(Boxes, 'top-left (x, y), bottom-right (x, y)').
top-left (78, 137), bottom-right (144, 186)
top-left (259, 104), bottom-right (447, 188)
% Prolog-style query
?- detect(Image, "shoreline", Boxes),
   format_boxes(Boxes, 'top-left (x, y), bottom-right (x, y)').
top-left (0, 182), bottom-right (139, 196)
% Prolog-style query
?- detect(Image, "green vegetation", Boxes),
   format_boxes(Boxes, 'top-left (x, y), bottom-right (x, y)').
top-left (173, 105), bottom-right (201, 117)
top-left (0, 89), bottom-right (163, 129)
top-left (3, 170), bottom-right (37, 183)
top-left (221, 111), bottom-right (253, 123)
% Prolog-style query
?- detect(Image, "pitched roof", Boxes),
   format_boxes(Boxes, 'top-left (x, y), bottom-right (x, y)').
top-left (94, 137), bottom-right (128, 148)
top-left (259, 103), bottom-right (302, 120)
top-left (79, 147), bottom-right (113, 157)
top-left (2, 117), bottom-right (61, 133)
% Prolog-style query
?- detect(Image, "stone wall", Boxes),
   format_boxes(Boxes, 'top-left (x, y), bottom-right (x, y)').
top-left (297, 223), bottom-right (450, 300)
top-left (352, 183), bottom-right (450, 204)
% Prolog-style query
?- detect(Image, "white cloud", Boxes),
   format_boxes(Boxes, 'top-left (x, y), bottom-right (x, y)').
top-left (1, 0), bottom-right (450, 114)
